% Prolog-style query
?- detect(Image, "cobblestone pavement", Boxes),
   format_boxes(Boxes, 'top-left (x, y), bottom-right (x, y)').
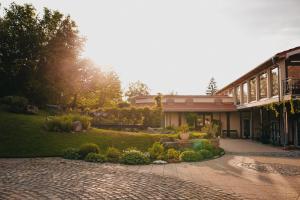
top-left (0, 158), bottom-right (244, 200)
top-left (127, 139), bottom-right (300, 200)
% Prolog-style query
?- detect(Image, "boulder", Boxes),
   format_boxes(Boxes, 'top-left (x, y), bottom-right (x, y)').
top-left (26, 105), bottom-right (39, 114)
top-left (72, 121), bottom-right (83, 132)
top-left (153, 160), bottom-right (167, 164)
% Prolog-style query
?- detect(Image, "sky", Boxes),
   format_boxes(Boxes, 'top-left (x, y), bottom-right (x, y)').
top-left (1, 0), bottom-right (300, 95)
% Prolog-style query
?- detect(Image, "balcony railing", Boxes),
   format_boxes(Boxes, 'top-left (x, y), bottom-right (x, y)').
top-left (283, 78), bottom-right (300, 95)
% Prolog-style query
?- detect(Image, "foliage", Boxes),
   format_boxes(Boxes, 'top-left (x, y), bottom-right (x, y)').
top-left (180, 150), bottom-right (203, 162)
top-left (84, 153), bottom-right (106, 163)
top-left (0, 3), bottom-right (84, 105)
top-left (192, 139), bottom-right (214, 151)
top-left (120, 149), bottom-right (150, 165)
top-left (206, 77), bottom-right (218, 95)
top-left (91, 107), bottom-right (161, 128)
top-left (178, 124), bottom-right (189, 133)
top-left (106, 147), bottom-right (121, 163)
top-left (166, 148), bottom-right (180, 161)
top-left (201, 120), bottom-right (221, 138)
top-left (45, 114), bottom-right (92, 132)
top-left (148, 142), bottom-right (164, 160)
top-left (199, 149), bottom-right (213, 159)
top-left (0, 96), bottom-right (29, 113)
top-left (125, 81), bottom-right (150, 101)
top-left (62, 148), bottom-right (80, 160)
top-left (0, 3), bottom-right (121, 108)
top-left (184, 113), bottom-right (198, 128)
top-left (211, 147), bottom-right (225, 156)
top-left (189, 132), bottom-right (207, 139)
top-left (154, 93), bottom-right (163, 109)
top-left (79, 143), bottom-right (100, 158)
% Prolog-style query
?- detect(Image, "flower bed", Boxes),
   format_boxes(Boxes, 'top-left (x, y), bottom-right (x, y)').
top-left (62, 139), bottom-right (225, 165)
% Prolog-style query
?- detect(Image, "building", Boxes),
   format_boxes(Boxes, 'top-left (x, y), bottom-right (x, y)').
top-left (133, 46), bottom-right (300, 147)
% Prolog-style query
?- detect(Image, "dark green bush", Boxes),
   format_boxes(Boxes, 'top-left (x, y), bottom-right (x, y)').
top-left (84, 153), bottom-right (106, 163)
top-left (180, 150), bottom-right (203, 162)
top-left (0, 96), bottom-right (29, 113)
top-left (166, 148), bottom-right (180, 162)
top-left (62, 148), bottom-right (80, 160)
top-left (199, 149), bottom-right (213, 159)
top-left (211, 147), bottom-right (225, 156)
top-left (44, 114), bottom-right (92, 132)
top-left (120, 150), bottom-right (150, 165)
top-left (91, 107), bottom-right (162, 128)
top-left (79, 143), bottom-right (100, 158)
top-left (148, 142), bottom-right (164, 160)
top-left (192, 139), bottom-right (214, 151)
top-left (106, 147), bottom-right (121, 163)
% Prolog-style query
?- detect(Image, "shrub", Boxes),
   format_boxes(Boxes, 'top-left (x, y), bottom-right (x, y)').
top-left (79, 143), bottom-right (100, 158)
top-left (44, 114), bottom-right (92, 132)
top-left (106, 147), bottom-right (121, 163)
top-left (192, 139), bottom-right (214, 151)
top-left (180, 150), bottom-right (203, 162)
top-left (211, 147), bottom-right (225, 156)
top-left (0, 96), bottom-right (29, 113)
top-left (201, 120), bottom-right (221, 138)
top-left (166, 148), bottom-right (180, 162)
top-left (190, 132), bottom-right (207, 139)
top-left (199, 149), bottom-right (213, 159)
top-left (73, 115), bottom-right (92, 129)
top-left (84, 153), bottom-right (106, 163)
top-left (148, 142), bottom-right (164, 160)
top-left (120, 150), bottom-right (150, 165)
top-left (62, 148), bottom-right (80, 160)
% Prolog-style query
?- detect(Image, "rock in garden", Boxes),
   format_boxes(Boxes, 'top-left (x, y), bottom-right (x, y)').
top-left (72, 121), bottom-right (83, 132)
top-left (153, 160), bottom-right (167, 164)
top-left (26, 105), bottom-right (39, 114)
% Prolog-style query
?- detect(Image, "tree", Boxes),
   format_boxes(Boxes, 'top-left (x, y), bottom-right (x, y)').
top-left (0, 3), bottom-right (84, 105)
top-left (125, 81), bottom-right (150, 101)
top-left (206, 77), bottom-right (218, 95)
top-left (74, 59), bottom-right (122, 108)
top-left (154, 93), bottom-right (163, 109)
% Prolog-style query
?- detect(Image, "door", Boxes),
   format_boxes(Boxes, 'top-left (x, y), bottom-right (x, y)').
top-left (271, 121), bottom-right (280, 145)
top-left (243, 119), bottom-right (250, 139)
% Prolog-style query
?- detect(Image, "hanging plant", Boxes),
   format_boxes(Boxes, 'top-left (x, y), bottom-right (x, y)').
top-left (290, 98), bottom-right (295, 114)
top-left (263, 102), bottom-right (280, 118)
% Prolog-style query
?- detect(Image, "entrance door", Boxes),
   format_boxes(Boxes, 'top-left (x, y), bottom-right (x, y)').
top-left (243, 119), bottom-right (250, 139)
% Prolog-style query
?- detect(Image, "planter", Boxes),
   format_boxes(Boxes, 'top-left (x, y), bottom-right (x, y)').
top-left (179, 132), bottom-right (190, 140)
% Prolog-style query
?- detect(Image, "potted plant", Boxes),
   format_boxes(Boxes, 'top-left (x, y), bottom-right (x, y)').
top-left (179, 125), bottom-right (190, 140)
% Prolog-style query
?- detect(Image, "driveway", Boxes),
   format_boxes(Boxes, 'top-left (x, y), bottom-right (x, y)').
top-left (130, 139), bottom-right (300, 200)
top-left (0, 139), bottom-right (300, 200)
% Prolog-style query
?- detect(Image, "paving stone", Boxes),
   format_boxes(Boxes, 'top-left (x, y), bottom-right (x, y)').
top-left (0, 158), bottom-right (243, 200)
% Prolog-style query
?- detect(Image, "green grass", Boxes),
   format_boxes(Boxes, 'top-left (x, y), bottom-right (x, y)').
top-left (0, 110), bottom-right (176, 157)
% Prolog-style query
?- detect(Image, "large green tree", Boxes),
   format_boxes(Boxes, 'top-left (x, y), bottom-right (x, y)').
top-left (0, 3), bottom-right (83, 105)
top-left (0, 3), bottom-right (122, 107)
top-left (125, 81), bottom-right (150, 101)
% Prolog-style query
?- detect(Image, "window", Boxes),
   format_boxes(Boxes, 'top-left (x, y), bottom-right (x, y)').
top-left (249, 77), bottom-right (256, 102)
top-left (259, 72), bottom-right (268, 99)
top-left (271, 67), bottom-right (279, 96)
top-left (228, 89), bottom-right (233, 97)
top-left (242, 82), bottom-right (248, 103)
top-left (236, 85), bottom-right (241, 105)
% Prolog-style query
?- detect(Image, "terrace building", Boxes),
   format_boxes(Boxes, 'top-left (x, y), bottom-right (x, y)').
top-left (133, 46), bottom-right (300, 147)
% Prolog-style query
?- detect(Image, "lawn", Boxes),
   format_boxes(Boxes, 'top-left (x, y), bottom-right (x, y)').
top-left (0, 110), bottom-right (175, 157)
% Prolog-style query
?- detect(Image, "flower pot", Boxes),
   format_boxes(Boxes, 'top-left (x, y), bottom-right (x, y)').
top-left (179, 132), bottom-right (189, 140)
